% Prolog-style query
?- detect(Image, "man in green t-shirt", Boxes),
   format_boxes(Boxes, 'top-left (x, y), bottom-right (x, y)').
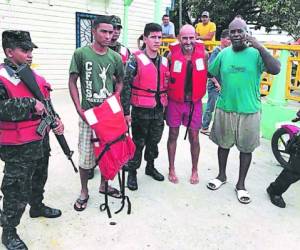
top-left (206, 18), bottom-right (280, 204)
top-left (68, 15), bottom-right (124, 211)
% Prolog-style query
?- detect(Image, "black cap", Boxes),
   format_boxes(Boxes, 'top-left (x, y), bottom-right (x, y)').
top-left (2, 30), bottom-right (38, 50)
top-left (92, 15), bottom-right (113, 29)
top-left (111, 15), bottom-right (122, 28)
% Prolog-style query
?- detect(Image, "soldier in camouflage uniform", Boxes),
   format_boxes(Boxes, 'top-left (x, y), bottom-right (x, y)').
top-left (0, 30), bottom-right (63, 250)
top-left (109, 15), bottom-right (130, 65)
top-left (121, 23), bottom-right (169, 191)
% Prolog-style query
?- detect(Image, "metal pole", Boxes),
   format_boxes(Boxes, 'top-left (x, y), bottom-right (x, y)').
top-left (154, 0), bottom-right (163, 23)
top-left (123, 0), bottom-right (134, 46)
top-left (179, 0), bottom-right (182, 28)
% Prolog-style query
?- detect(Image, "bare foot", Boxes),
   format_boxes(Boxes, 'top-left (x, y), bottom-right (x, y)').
top-left (168, 168), bottom-right (179, 184)
top-left (190, 170), bottom-right (199, 184)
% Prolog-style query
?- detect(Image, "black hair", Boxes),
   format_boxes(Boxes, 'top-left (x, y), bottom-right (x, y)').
top-left (220, 29), bottom-right (229, 38)
top-left (162, 14), bottom-right (169, 19)
top-left (92, 15), bottom-right (113, 29)
top-left (143, 23), bottom-right (162, 37)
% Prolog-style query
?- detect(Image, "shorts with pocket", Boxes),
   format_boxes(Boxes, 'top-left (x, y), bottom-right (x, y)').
top-left (209, 108), bottom-right (261, 153)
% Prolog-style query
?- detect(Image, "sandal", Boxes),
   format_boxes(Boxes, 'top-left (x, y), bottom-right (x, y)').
top-left (207, 178), bottom-right (226, 190)
top-left (73, 195), bottom-right (89, 211)
top-left (235, 189), bottom-right (251, 204)
top-left (200, 129), bottom-right (210, 136)
top-left (99, 187), bottom-right (122, 199)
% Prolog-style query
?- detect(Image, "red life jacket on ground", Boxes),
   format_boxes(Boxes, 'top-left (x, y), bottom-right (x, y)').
top-left (84, 94), bottom-right (135, 181)
top-left (168, 41), bottom-right (207, 103)
top-left (130, 50), bottom-right (169, 108)
top-left (0, 64), bottom-right (50, 145)
top-left (119, 45), bottom-right (129, 64)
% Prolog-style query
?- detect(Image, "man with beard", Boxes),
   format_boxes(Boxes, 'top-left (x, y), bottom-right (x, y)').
top-left (109, 15), bottom-right (130, 65)
top-left (167, 24), bottom-right (208, 184)
top-left (206, 18), bottom-right (280, 204)
top-left (121, 23), bottom-right (168, 191)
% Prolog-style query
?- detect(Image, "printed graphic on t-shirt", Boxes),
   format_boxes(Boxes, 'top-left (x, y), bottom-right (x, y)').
top-left (229, 65), bottom-right (246, 73)
top-left (84, 61), bottom-right (112, 103)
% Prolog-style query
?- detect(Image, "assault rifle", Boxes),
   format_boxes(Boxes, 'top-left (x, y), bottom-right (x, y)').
top-left (16, 64), bottom-right (78, 173)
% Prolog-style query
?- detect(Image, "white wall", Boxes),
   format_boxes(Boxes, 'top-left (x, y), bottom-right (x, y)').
top-left (249, 26), bottom-right (293, 43)
top-left (0, 0), bottom-right (171, 89)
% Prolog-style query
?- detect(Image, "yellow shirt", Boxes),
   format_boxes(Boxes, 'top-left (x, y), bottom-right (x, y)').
top-left (195, 21), bottom-right (216, 41)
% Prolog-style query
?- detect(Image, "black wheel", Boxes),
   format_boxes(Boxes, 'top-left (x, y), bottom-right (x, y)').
top-left (271, 128), bottom-right (291, 167)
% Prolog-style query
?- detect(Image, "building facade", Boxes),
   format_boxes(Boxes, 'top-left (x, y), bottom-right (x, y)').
top-left (0, 0), bottom-right (171, 88)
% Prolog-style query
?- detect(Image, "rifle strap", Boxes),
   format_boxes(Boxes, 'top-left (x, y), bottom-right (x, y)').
top-left (184, 102), bottom-right (195, 140)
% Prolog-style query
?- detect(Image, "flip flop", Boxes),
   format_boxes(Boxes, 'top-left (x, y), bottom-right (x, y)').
top-left (235, 189), bottom-right (251, 204)
top-left (99, 187), bottom-right (122, 199)
top-left (200, 130), bottom-right (210, 136)
top-left (207, 178), bottom-right (226, 190)
top-left (73, 195), bottom-right (89, 212)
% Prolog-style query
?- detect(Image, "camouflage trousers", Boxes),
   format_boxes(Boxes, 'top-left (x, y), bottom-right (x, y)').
top-left (128, 116), bottom-right (164, 171)
top-left (1, 155), bottom-right (49, 228)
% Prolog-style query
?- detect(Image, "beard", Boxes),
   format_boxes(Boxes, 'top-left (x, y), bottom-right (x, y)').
top-left (231, 39), bottom-right (247, 51)
top-left (182, 44), bottom-right (194, 52)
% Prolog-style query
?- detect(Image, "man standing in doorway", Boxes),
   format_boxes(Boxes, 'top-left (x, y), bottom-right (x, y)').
top-left (69, 15), bottom-right (124, 211)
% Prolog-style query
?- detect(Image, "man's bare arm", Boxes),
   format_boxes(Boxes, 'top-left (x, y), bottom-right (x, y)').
top-left (247, 36), bottom-right (281, 75)
top-left (68, 73), bottom-right (85, 120)
top-left (114, 77), bottom-right (123, 95)
top-left (198, 31), bottom-right (215, 41)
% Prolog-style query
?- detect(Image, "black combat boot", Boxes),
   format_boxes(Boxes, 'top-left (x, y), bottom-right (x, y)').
top-left (266, 186), bottom-right (286, 208)
top-left (145, 161), bottom-right (164, 181)
top-left (127, 170), bottom-right (138, 191)
top-left (29, 204), bottom-right (62, 218)
top-left (2, 227), bottom-right (28, 250)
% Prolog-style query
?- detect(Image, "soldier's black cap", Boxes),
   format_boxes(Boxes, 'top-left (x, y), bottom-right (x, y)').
top-left (2, 30), bottom-right (38, 50)
top-left (111, 15), bottom-right (122, 28)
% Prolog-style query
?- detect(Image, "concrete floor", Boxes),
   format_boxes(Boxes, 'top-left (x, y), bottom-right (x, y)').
top-left (0, 89), bottom-right (299, 250)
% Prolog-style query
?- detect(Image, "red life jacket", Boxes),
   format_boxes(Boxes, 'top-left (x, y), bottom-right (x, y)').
top-left (130, 51), bottom-right (169, 108)
top-left (119, 45), bottom-right (129, 64)
top-left (84, 94), bottom-right (135, 181)
top-left (169, 41), bottom-right (207, 103)
top-left (0, 64), bottom-right (50, 145)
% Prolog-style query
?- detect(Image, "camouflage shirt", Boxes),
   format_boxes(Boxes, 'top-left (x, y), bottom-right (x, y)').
top-left (109, 41), bottom-right (131, 60)
top-left (0, 60), bottom-right (50, 162)
top-left (121, 53), bottom-right (164, 120)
